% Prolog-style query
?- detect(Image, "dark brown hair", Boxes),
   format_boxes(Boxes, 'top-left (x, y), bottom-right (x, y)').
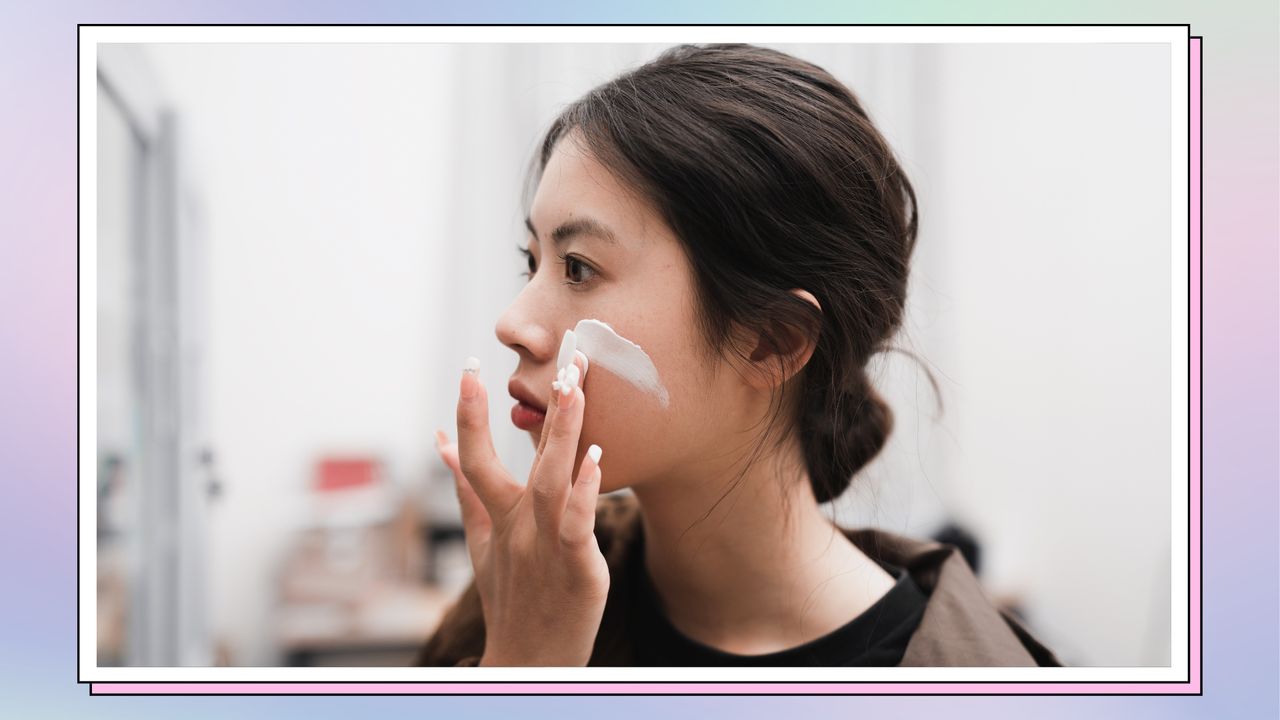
top-left (523, 43), bottom-right (935, 507)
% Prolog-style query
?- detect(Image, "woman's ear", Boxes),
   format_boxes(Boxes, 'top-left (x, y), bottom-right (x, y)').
top-left (740, 289), bottom-right (822, 390)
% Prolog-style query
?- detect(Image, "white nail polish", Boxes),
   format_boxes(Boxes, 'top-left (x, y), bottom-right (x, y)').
top-left (463, 356), bottom-right (480, 374)
top-left (557, 329), bottom-right (577, 372)
top-left (587, 444), bottom-right (603, 463)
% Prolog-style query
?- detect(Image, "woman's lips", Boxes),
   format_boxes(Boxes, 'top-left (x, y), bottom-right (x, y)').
top-left (508, 377), bottom-right (547, 431)
top-left (511, 400), bottom-right (546, 431)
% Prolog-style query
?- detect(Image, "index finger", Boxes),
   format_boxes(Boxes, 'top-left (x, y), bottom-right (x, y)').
top-left (529, 354), bottom-right (587, 534)
top-left (456, 357), bottom-right (521, 518)
top-left (533, 350), bottom-right (589, 479)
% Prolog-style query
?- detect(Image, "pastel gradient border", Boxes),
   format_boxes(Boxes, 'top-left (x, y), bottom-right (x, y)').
top-left (2, 2), bottom-right (1275, 716)
top-left (79, 32), bottom-right (1200, 695)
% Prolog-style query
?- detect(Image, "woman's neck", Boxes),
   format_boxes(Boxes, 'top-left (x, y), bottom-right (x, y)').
top-left (630, 441), bottom-right (896, 655)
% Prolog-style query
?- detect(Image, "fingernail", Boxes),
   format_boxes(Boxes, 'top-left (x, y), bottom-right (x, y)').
top-left (587, 444), bottom-right (602, 464)
top-left (434, 429), bottom-right (447, 449)
top-left (461, 356), bottom-right (480, 399)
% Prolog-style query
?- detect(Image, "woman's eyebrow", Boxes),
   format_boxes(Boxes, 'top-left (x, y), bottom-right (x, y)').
top-left (524, 215), bottom-right (619, 247)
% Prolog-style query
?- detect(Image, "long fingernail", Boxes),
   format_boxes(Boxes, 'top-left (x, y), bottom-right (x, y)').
top-left (461, 356), bottom-right (480, 399)
top-left (587, 444), bottom-right (603, 464)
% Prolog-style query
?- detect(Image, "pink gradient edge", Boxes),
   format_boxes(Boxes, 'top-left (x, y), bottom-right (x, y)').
top-left (1188, 35), bottom-right (1202, 694)
top-left (89, 38), bottom-right (1203, 696)
top-left (88, 680), bottom-right (1193, 695)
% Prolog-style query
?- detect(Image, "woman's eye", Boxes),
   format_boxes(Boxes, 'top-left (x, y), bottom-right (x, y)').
top-left (516, 244), bottom-right (596, 287)
top-left (517, 244), bottom-right (536, 280)
top-left (562, 253), bottom-right (597, 285)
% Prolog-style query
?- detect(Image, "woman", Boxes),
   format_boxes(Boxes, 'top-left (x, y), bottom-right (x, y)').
top-left (415, 43), bottom-right (1060, 667)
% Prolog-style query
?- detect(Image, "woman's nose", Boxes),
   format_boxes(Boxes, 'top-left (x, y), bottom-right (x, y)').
top-left (495, 286), bottom-right (555, 361)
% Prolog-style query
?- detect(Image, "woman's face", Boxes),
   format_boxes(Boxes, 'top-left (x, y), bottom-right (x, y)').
top-left (496, 132), bottom-right (754, 493)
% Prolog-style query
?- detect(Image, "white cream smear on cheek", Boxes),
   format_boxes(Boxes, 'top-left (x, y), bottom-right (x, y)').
top-left (561, 318), bottom-right (670, 408)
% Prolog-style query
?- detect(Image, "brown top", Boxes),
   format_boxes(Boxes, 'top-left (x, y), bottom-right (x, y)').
top-left (413, 492), bottom-right (1062, 667)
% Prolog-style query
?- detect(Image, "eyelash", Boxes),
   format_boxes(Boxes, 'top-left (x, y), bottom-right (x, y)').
top-left (517, 244), bottom-right (597, 288)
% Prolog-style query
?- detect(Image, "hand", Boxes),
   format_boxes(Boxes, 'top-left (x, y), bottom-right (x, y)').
top-left (434, 352), bottom-right (608, 666)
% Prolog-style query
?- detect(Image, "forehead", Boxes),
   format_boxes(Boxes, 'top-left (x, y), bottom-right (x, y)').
top-left (528, 133), bottom-right (662, 247)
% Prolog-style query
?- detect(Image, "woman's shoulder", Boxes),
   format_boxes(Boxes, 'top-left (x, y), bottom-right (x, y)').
top-left (592, 496), bottom-right (1062, 666)
top-left (843, 525), bottom-right (1062, 667)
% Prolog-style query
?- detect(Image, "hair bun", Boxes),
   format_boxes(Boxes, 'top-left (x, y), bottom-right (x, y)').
top-left (802, 367), bottom-right (894, 504)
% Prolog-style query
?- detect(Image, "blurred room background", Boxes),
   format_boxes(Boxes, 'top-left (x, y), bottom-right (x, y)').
top-left (94, 41), bottom-right (1173, 668)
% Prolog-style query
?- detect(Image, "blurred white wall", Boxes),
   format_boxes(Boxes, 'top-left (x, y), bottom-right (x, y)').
top-left (833, 44), bottom-right (1172, 668)
top-left (142, 41), bottom-right (1172, 667)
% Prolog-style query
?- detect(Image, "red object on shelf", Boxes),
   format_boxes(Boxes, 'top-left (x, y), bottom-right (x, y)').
top-left (315, 457), bottom-right (380, 493)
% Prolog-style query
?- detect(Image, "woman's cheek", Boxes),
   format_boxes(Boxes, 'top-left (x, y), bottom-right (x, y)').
top-left (580, 373), bottom-right (666, 491)
top-left (575, 314), bottom-right (692, 488)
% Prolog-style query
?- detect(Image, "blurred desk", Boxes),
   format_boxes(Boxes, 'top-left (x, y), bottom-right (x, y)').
top-left (277, 583), bottom-right (454, 666)
top-left (274, 470), bottom-right (467, 666)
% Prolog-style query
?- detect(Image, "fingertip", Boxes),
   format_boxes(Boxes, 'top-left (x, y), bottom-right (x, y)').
top-left (457, 379), bottom-right (491, 432)
top-left (577, 465), bottom-right (602, 500)
top-left (460, 371), bottom-right (478, 401)
top-left (460, 357), bottom-right (481, 400)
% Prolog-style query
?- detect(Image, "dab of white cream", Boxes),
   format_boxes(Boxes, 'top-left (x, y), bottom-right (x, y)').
top-left (557, 318), bottom-right (670, 408)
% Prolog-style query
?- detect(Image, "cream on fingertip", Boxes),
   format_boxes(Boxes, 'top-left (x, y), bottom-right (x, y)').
top-left (587, 444), bottom-right (603, 464)
top-left (551, 361), bottom-right (581, 397)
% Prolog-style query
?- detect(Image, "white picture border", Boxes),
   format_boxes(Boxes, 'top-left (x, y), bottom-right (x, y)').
top-left (78, 23), bottom-right (1192, 685)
